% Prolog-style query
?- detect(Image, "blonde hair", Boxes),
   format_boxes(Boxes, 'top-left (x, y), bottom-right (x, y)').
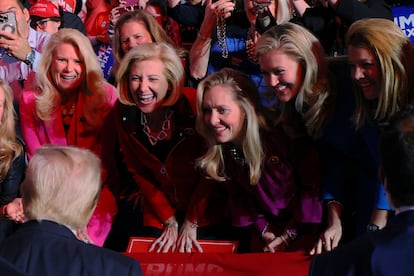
top-left (196, 68), bottom-right (268, 185)
top-left (275, 0), bottom-right (294, 24)
top-left (35, 29), bottom-right (111, 128)
top-left (22, 145), bottom-right (102, 229)
top-left (113, 10), bottom-right (174, 69)
top-left (0, 80), bottom-right (22, 182)
top-left (116, 42), bottom-right (184, 107)
top-left (346, 18), bottom-right (414, 128)
top-left (256, 22), bottom-right (333, 138)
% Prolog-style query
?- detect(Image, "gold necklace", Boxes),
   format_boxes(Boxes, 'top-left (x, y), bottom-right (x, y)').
top-left (141, 110), bottom-right (174, 146)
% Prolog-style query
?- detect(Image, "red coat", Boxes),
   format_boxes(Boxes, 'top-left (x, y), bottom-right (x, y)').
top-left (115, 94), bottom-right (207, 229)
top-left (19, 84), bottom-right (119, 246)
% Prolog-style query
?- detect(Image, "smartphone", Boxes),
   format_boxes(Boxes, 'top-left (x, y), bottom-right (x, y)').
top-left (0, 12), bottom-right (17, 35)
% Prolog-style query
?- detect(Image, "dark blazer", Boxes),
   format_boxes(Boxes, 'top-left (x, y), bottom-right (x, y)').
top-left (0, 220), bottom-right (142, 276)
top-left (0, 256), bottom-right (25, 276)
top-left (309, 210), bottom-right (414, 276)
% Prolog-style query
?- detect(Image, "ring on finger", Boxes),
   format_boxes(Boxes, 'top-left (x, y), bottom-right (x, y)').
top-left (158, 241), bottom-right (164, 246)
top-left (186, 243), bottom-right (192, 250)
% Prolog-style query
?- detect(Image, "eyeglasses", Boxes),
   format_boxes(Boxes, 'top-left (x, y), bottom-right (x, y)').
top-left (36, 18), bottom-right (60, 28)
top-left (36, 18), bottom-right (51, 28)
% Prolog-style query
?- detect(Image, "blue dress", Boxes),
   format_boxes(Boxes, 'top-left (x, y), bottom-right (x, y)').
top-left (319, 61), bottom-right (391, 240)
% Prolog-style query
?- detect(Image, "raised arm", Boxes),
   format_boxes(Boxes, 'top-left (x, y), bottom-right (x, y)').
top-left (189, 0), bottom-right (235, 79)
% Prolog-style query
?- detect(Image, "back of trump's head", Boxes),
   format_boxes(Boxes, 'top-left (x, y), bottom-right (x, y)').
top-left (21, 145), bottom-right (102, 229)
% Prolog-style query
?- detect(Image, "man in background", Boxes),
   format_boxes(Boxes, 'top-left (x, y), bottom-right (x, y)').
top-left (0, 0), bottom-right (50, 100)
top-left (29, 0), bottom-right (62, 34)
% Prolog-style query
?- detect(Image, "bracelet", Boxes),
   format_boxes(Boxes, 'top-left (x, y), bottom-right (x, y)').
top-left (197, 33), bottom-right (211, 42)
top-left (163, 221), bottom-right (179, 229)
top-left (280, 234), bottom-right (289, 246)
top-left (285, 228), bottom-right (298, 241)
top-left (190, 220), bottom-right (198, 228)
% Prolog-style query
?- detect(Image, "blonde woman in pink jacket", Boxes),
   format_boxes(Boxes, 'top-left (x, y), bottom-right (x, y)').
top-left (19, 28), bottom-right (118, 246)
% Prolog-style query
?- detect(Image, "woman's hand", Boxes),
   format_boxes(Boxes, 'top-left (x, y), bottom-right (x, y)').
top-left (202, 0), bottom-right (235, 29)
top-left (262, 232), bottom-right (288, 252)
top-left (207, 0), bottom-right (235, 18)
top-left (3, 198), bottom-right (25, 223)
top-left (310, 218), bottom-right (342, 255)
top-left (310, 200), bottom-right (343, 255)
top-left (177, 220), bottom-right (203, 253)
top-left (149, 216), bottom-right (179, 253)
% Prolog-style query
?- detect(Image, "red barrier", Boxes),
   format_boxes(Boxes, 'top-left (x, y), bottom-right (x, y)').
top-left (125, 252), bottom-right (312, 276)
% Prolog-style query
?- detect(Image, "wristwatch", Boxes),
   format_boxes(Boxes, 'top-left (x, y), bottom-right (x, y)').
top-left (367, 223), bottom-right (380, 232)
top-left (24, 48), bottom-right (35, 68)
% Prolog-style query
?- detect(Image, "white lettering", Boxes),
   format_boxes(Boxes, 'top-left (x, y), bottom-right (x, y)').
top-left (397, 14), bottom-right (414, 29)
top-left (406, 27), bottom-right (414, 38)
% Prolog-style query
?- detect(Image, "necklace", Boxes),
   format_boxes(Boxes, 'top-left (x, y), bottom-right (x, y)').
top-left (141, 110), bottom-right (174, 146)
top-left (216, 8), bottom-right (228, 59)
top-left (229, 145), bottom-right (245, 166)
top-left (62, 102), bottom-right (76, 131)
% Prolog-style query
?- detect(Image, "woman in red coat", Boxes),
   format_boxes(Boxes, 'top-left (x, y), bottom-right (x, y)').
top-left (115, 42), bottom-right (215, 252)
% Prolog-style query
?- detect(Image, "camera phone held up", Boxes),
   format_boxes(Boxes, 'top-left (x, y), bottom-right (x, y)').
top-left (0, 12), bottom-right (17, 36)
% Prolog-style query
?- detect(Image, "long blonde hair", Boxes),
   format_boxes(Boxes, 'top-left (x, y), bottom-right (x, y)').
top-left (346, 18), bottom-right (414, 128)
top-left (196, 68), bottom-right (268, 185)
top-left (256, 23), bottom-right (333, 138)
top-left (35, 29), bottom-right (111, 129)
top-left (0, 80), bottom-right (23, 182)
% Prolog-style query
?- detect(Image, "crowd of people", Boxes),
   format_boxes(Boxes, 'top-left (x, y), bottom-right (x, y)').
top-left (0, 0), bottom-right (413, 274)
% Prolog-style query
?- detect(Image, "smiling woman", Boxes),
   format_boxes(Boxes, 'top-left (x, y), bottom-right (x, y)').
top-left (114, 42), bottom-right (215, 253)
top-left (346, 18), bottom-right (414, 128)
top-left (178, 68), bottom-right (322, 253)
top-left (19, 28), bottom-right (119, 247)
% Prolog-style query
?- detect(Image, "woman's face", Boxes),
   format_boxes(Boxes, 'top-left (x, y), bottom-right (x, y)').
top-left (202, 85), bottom-right (246, 145)
top-left (0, 87), bottom-right (5, 124)
top-left (347, 45), bottom-right (381, 100)
top-left (120, 21), bottom-right (153, 54)
top-left (129, 58), bottom-right (169, 114)
top-left (259, 48), bottom-right (303, 103)
top-left (50, 43), bottom-right (84, 96)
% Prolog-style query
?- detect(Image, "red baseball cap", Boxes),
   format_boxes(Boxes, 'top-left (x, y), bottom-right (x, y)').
top-left (29, 1), bottom-right (61, 18)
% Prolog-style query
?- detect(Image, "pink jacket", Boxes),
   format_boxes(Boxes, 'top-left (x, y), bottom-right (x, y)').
top-left (19, 83), bottom-right (118, 246)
